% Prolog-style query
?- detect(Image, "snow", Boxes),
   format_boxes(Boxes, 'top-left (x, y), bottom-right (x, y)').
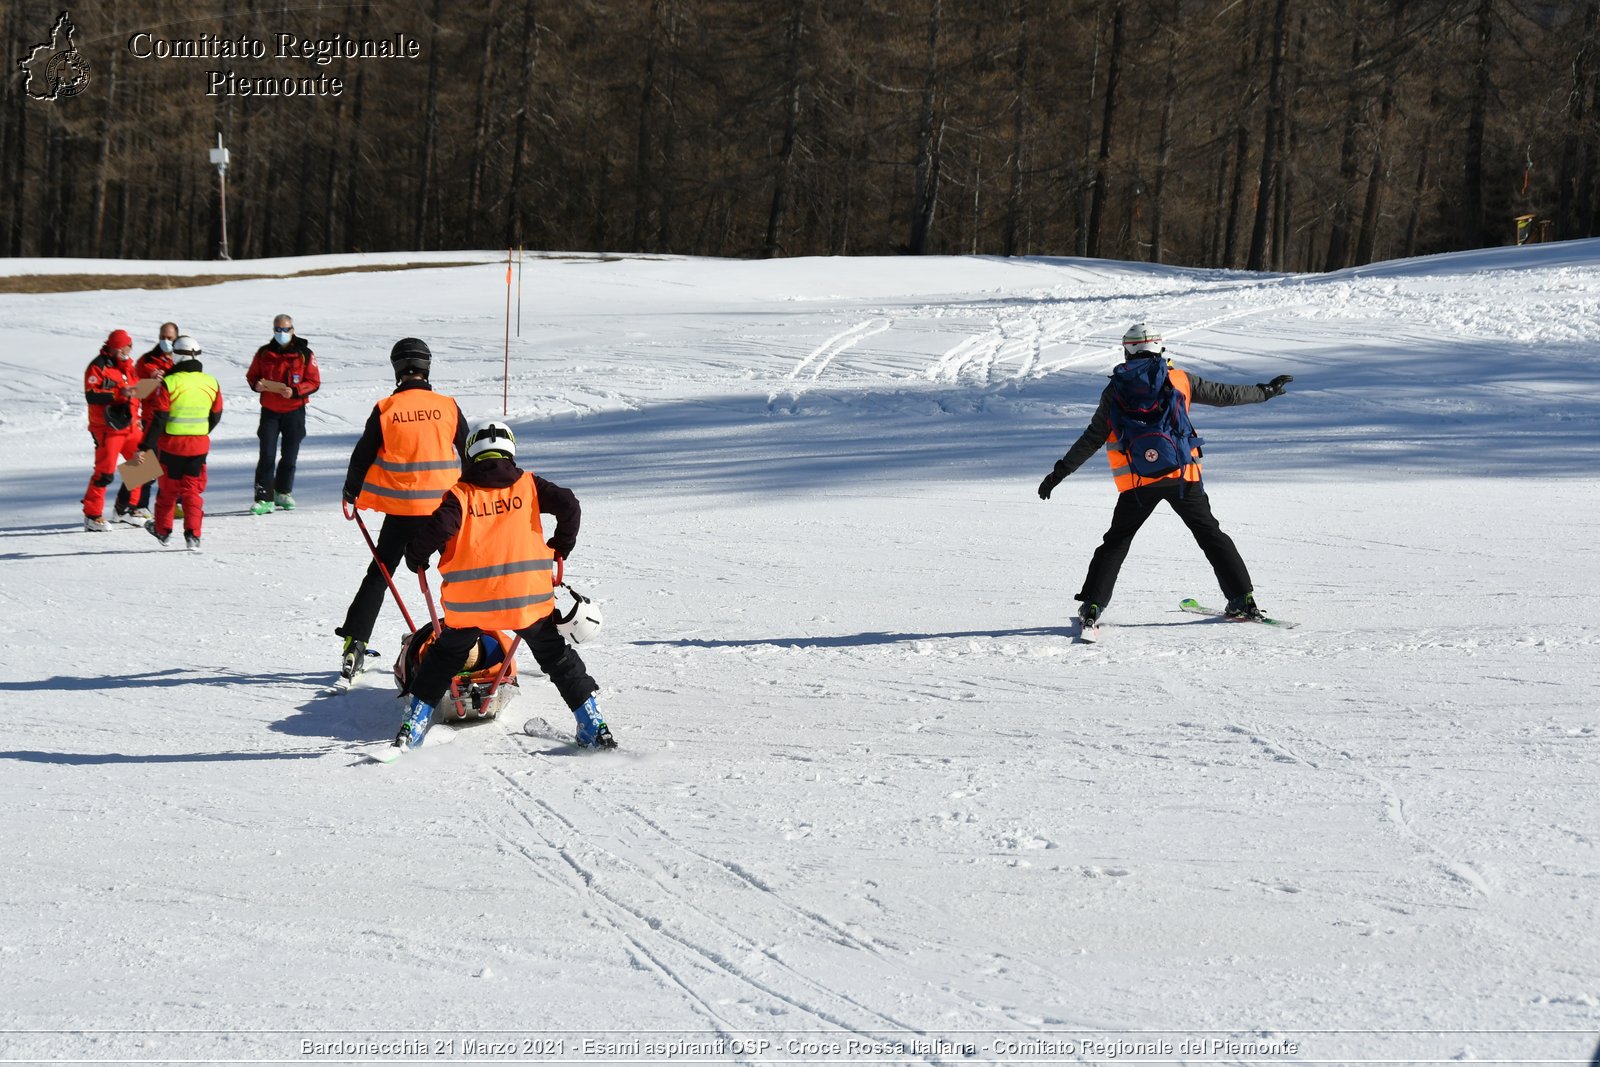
top-left (1, 244), bottom-right (1598, 1065)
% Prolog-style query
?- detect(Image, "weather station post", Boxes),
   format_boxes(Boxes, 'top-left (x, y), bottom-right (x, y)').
top-left (209, 133), bottom-right (230, 260)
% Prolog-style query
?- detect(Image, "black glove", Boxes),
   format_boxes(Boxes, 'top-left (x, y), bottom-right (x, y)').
top-left (405, 553), bottom-right (429, 573)
top-left (1038, 471), bottom-right (1064, 500)
top-left (342, 487), bottom-right (358, 505)
top-left (1259, 374), bottom-right (1294, 398)
top-left (547, 536), bottom-right (575, 560)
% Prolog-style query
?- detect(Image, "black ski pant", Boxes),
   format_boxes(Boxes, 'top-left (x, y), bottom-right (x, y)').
top-left (411, 613), bottom-right (597, 711)
top-left (338, 513), bottom-right (427, 644)
top-left (254, 406), bottom-right (306, 501)
top-left (1075, 483), bottom-right (1253, 612)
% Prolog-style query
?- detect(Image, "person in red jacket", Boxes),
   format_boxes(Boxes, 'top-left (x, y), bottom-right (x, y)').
top-left (141, 335), bottom-right (223, 551)
top-left (82, 329), bottom-right (141, 532)
top-left (245, 312), bottom-right (321, 514)
top-left (116, 321), bottom-right (180, 521)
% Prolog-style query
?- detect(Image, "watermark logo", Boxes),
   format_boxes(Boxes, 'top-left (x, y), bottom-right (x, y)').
top-left (18, 11), bottom-right (91, 101)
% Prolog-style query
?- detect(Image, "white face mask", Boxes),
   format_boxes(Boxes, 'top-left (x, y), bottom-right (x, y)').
top-left (274, 329), bottom-right (292, 345)
top-left (159, 338), bottom-right (174, 353)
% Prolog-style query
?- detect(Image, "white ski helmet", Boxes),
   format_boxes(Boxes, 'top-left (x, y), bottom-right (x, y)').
top-left (172, 334), bottom-right (202, 357)
top-left (1121, 322), bottom-right (1164, 358)
top-left (466, 420), bottom-right (516, 461)
top-left (554, 584), bottom-right (603, 643)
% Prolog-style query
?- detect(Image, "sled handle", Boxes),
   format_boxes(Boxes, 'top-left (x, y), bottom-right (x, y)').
top-left (350, 507), bottom-right (417, 633)
top-left (418, 569), bottom-right (442, 633)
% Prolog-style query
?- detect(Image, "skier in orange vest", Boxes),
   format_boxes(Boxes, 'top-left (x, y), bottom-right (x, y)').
top-left (1036, 323), bottom-right (1293, 632)
top-left (336, 338), bottom-right (467, 680)
top-left (398, 420), bottom-right (615, 751)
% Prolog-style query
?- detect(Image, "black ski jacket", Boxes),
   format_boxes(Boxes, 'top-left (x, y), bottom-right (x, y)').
top-left (405, 457), bottom-right (580, 572)
top-left (1047, 368), bottom-right (1276, 479)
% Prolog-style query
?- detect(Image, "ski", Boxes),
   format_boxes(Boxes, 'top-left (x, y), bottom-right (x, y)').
top-left (522, 716), bottom-right (617, 751)
top-left (1179, 598), bottom-right (1299, 629)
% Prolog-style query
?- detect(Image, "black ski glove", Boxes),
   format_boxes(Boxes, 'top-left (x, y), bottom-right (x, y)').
top-left (1038, 471), bottom-right (1064, 500)
top-left (405, 552), bottom-right (429, 573)
top-left (547, 535), bottom-right (575, 560)
top-left (342, 487), bottom-right (358, 505)
top-left (1259, 374), bottom-right (1294, 398)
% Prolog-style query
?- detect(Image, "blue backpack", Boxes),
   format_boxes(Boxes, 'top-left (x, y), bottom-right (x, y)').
top-left (1106, 357), bottom-right (1203, 480)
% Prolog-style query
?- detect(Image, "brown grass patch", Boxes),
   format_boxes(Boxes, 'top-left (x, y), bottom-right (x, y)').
top-left (0, 260), bottom-right (487, 295)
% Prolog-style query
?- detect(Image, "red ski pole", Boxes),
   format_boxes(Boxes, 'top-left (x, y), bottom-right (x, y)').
top-left (343, 499), bottom-right (418, 633)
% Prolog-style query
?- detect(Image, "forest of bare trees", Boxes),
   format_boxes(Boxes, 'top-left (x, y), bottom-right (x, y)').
top-left (4, 0), bottom-right (1598, 270)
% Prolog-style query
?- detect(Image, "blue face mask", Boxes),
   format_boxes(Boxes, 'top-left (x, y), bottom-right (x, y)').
top-left (273, 329), bottom-right (292, 345)
top-left (159, 338), bottom-right (174, 353)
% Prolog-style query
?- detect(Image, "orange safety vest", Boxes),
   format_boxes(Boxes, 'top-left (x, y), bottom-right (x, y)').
top-left (1105, 366), bottom-right (1203, 492)
top-left (438, 472), bottom-right (557, 630)
top-left (355, 389), bottom-right (461, 515)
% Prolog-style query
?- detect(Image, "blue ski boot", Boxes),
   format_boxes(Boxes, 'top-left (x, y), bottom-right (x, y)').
top-left (571, 694), bottom-right (617, 749)
top-left (396, 697), bottom-right (435, 749)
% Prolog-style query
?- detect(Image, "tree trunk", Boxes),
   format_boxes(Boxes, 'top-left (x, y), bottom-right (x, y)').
top-left (466, 9), bottom-right (498, 247)
top-left (342, 0), bottom-right (373, 250)
top-left (1087, 2), bottom-right (1124, 259)
top-left (1150, 1), bottom-right (1179, 264)
top-left (1323, 8), bottom-right (1363, 271)
top-left (764, 0), bottom-right (808, 258)
top-left (1003, 0), bottom-right (1030, 256)
top-left (92, 47), bottom-right (118, 256)
top-left (415, 0), bottom-right (446, 249)
top-left (633, 0), bottom-right (665, 250)
top-left (907, 0), bottom-right (943, 255)
top-left (505, 0), bottom-right (539, 248)
top-left (1556, 2), bottom-right (1597, 238)
top-left (1246, 0), bottom-right (1288, 270)
top-left (1462, 0), bottom-right (1494, 248)
top-left (1355, 72), bottom-right (1395, 264)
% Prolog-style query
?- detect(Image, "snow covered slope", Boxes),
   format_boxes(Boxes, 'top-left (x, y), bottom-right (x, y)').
top-left (1, 245), bottom-right (1597, 1065)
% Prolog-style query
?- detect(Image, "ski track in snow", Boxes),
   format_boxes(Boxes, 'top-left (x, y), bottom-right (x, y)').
top-left (2, 246), bottom-right (1599, 1062)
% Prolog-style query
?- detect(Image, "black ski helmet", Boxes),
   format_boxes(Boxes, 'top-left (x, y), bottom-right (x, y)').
top-left (390, 337), bottom-right (432, 380)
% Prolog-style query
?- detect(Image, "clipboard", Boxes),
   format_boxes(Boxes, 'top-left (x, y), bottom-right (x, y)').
top-left (134, 377), bottom-right (161, 399)
top-left (117, 450), bottom-right (162, 489)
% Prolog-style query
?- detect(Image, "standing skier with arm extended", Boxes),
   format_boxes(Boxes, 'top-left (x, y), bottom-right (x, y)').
top-left (1036, 323), bottom-right (1294, 634)
top-left (335, 338), bottom-right (467, 681)
top-left (399, 420), bottom-right (615, 751)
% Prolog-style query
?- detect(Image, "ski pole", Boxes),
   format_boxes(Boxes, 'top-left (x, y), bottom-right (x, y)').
top-left (344, 499), bottom-right (418, 633)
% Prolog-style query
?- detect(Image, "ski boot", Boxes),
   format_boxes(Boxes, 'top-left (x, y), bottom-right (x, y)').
top-left (340, 636), bottom-right (368, 682)
top-left (249, 499), bottom-right (275, 516)
top-left (571, 693), bottom-right (617, 749)
top-left (83, 514), bottom-right (109, 532)
top-left (144, 520), bottom-right (170, 546)
top-left (184, 533), bottom-right (202, 551)
top-left (396, 697), bottom-right (435, 748)
top-left (1224, 593), bottom-right (1266, 621)
top-left (1076, 602), bottom-right (1102, 642)
top-left (274, 492), bottom-right (296, 511)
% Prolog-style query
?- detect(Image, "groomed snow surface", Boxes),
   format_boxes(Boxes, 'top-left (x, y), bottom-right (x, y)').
top-left (1, 245), bottom-right (1597, 1066)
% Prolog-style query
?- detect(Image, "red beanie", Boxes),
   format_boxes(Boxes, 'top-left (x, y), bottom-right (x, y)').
top-left (106, 329), bottom-right (133, 349)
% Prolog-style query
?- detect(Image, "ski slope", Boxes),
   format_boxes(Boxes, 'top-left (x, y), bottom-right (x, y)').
top-left (1, 245), bottom-right (1597, 1065)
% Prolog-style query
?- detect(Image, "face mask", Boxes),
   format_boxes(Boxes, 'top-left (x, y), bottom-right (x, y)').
top-left (159, 339), bottom-right (174, 353)
top-left (274, 330), bottom-right (292, 345)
